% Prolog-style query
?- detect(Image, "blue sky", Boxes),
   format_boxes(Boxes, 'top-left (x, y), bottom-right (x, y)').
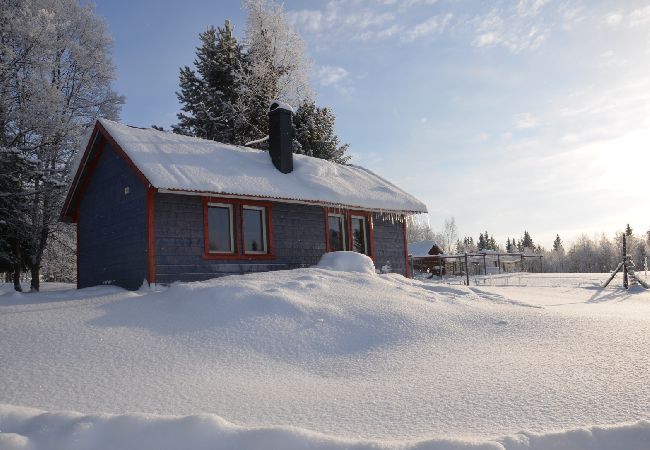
top-left (94, 0), bottom-right (650, 248)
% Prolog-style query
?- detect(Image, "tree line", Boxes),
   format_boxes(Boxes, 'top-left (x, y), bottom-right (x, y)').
top-left (1, 0), bottom-right (349, 291)
top-left (407, 219), bottom-right (648, 274)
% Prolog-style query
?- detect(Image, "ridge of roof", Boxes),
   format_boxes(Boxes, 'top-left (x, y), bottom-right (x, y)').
top-left (85, 119), bottom-right (428, 214)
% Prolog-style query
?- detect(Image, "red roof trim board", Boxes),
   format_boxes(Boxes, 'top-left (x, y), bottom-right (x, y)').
top-left (147, 187), bottom-right (157, 284)
top-left (402, 216), bottom-right (409, 278)
top-left (61, 121), bottom-right (152, 222)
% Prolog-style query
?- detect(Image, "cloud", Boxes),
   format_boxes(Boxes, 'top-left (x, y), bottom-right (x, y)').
top-left (316, 65), bottom-right (349, 86)
top-left (288, 10), bottom-right (324, 32)
top-left (358, 24), bottom-right (402, 41)
top-left (403, 13), bottom-right (452, 42)
top-left (515, 113), bottom-right (539, 129)
top-left (470, 8), bottom-right (548, 53)
top-left (288, 2), bottom-right (397, 42)
top-left (630, 5), bottom-right (650, 27)
top-left (516, 0), bottom-right (548, 17)
top-left (604, 12), bottom-right (623, 27)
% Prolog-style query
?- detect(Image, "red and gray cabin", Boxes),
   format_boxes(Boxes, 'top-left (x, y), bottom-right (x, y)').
top-left (60, 102), bottom-right (428, 290)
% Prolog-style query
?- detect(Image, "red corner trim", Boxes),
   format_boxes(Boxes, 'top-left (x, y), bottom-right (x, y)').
top-left (76, 219), bottom-right (80, 289)
top-left (202, 196), bottom-right (275, 260)
top-left (147, 187), bottom-right (157, 284)
top-left (402, 215), bottom-right (410, 278)
top-left (367, 214), bottom-right (375, 260)
top-left (323, 207), bottom-right (330, 252)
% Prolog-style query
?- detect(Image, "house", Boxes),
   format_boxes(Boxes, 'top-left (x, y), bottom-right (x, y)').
top-left (60, 102), bottom-right (428, 290)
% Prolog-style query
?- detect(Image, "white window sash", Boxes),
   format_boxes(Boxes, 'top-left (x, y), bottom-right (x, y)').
top-left (242, 205), bottom-right (268, 254)
top-left (328, 213), bottom-right (346, 251)
top-left (351, 215), bottom-right (368, 255)
top-left (208, 202), bottom-right (234, 253)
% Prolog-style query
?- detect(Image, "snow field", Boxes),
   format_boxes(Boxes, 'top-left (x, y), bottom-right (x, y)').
top-left (1, 263), bottom-right (650, 446)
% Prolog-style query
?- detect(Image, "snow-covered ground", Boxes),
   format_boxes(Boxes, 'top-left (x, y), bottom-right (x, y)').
top-left (1, 261), bottom-right (649, 449)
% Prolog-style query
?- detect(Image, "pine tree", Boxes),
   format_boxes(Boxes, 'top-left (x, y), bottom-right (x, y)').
top-left (522, 231), bottom-right (534, 250)
top-left (292, 100), bottom-right (350, 163)
top-left (625, 223), bottom-right (633, 236)
top-left (478, 233), bottom-right (486, 250)
top-left (174, 21), bottom-right (246, 143)
top-left (553, 234), bottom-right (563, 252)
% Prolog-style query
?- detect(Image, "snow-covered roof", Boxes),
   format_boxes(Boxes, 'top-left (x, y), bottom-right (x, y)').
top-left (408, 240), bottom-right (443, 257)
top-left (89, 119), bottom-right (427, 213)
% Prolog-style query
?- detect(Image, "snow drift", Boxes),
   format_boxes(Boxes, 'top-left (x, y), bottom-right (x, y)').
top-left (316, 251), bottom-right (376, 273)
top-left (1, 269), bottom-right (650, 445)
top-left (1, 404), bottom-right (649, 450)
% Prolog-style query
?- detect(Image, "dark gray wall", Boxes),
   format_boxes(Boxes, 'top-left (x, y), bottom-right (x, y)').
top-left (154, 193), bottom-right (408, 283)
top-left (78, 143), bottom-right (148, 290)
top-left (372, 214), bottom-right (407, 275)
top-left (154, 194), bottom-right (326, 283)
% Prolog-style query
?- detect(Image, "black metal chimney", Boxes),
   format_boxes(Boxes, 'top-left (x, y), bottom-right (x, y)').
top-left (268, 100), bottom-right (293, 174)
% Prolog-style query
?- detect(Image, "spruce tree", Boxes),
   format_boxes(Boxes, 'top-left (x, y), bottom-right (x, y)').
top-left (292, 100), bottom-right (350, 164)
top-left (553, 234), bottom-right (563, 252)
top-left (625, 223), bottom-right (633, 236)
top-left (522, 231), bottom-right (534, 249)
top-left (174, 21), bottom-right (246, 143)
top-left (478, 233), bottom-right (486, 250)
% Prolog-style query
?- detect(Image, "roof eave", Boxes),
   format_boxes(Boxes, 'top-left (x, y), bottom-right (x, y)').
top-left (156, 188), bottom-right (427, 215)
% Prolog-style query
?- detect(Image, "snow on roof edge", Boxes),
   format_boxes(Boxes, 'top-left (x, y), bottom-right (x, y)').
top-left (96, 119), bottom-right (428, 214)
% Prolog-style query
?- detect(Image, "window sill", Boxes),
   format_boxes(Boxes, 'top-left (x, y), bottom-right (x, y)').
top-left (202, 253), bottom-right (276, 261)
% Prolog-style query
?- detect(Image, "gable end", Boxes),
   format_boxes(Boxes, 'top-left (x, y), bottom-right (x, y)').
top-left (60, 120), bottom-right (152, 223)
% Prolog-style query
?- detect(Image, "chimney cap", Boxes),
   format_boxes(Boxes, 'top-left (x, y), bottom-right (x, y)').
top-left (268, 100), bottom-right (294, 114)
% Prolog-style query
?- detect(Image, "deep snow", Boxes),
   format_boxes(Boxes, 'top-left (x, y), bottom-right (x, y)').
top-left (1, 268), bottom-right (649, 448)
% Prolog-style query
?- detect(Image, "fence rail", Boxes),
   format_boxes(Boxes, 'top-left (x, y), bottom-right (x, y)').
top-left (413, 272), bottom-right (643, 288)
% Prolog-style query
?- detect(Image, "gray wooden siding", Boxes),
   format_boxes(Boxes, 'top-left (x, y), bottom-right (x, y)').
top-left (372, 214), bottom-right (407, 275)
top-left (154, 193), bottom-right (408, 283)
top-left (78, 143), bottom-right (148, 290)
top-left (154, 194), bottom-right (326, 283)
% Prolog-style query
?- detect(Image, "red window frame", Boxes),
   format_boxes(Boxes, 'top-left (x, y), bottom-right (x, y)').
top-left (203, 197), bottom-right (275, 260)
top-left (324, 207), bottom-right (374, 260)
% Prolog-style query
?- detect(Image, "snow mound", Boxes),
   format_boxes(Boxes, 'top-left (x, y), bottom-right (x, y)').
top-left (1, 404), bottom-right (649, 450)
top-left (316, 251), bottom-right (376, 273)
top-left (2, 273), bottom-right (650, 440)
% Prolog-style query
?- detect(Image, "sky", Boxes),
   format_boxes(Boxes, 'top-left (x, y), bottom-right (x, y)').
top-left (93, 0), bottom-right (650, 248)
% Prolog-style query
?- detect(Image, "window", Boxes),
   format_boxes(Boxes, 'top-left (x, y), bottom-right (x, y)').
top-left (207, 203), bottom-right (234, 253)
top-left (328, 214), bottom-right (346, 252)
top-left (351, 215), bottom-right (368, 255)
top-left (325, 209), bottom-right (373, 258)
top-left (243, 206), bottom-right (267, 254)
top-left (203, 198), bottom-right (273, 259)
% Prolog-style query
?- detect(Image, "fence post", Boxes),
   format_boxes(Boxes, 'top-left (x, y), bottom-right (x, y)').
top-left (623, 233), bottom-right (630, 289)
top-left (465, 253), bottom-right (470, 286)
